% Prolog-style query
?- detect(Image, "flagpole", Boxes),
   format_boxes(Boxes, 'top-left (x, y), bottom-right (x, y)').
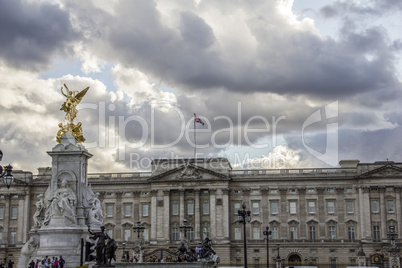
top-left (194, 113), bottom-right (196, 159)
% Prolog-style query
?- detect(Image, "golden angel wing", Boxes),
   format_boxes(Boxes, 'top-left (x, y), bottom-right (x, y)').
top-left (75, 86), bottom-right (90, 103)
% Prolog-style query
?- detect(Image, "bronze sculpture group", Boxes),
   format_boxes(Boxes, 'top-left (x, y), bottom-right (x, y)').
top-left (88, 226), bottom-right (117, 265)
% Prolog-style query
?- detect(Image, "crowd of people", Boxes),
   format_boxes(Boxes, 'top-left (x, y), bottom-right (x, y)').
top-left (27, 256), bottom-right (65, 268)
top-left (0, 260), bottom-right (14, 268)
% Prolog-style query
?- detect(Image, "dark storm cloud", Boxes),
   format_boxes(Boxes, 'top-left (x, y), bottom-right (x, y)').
top-left (0, 0), bottom-right (78, 70)
top-left (321, 0), bottom-right (402, 18)
top-left (74, 1), bottom-right (400, 99)
top-left (285, 126), bottom-right (402, 167)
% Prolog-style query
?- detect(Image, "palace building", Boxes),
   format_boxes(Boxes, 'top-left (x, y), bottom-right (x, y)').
top-left (1, 157), bottom-right (402, 267)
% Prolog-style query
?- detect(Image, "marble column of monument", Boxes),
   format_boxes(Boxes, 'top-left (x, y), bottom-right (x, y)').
top-left (27, 133), bottom-right (96, 268)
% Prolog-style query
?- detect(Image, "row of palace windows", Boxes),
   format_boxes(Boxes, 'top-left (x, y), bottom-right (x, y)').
top-left (0, 199), bottom-right (395, 221)
top-left (232, 225), bottom-right (358, 240)
top-left (233, 199), bottom-right (396, 216)
top-left (235, 186), bottom-right (396, 194)
top-left (101, 224), bottom-right (393, 243)
top-left (109, 227), bottom-right (211, 242)
top-left (232, 224), bottom-right (396, 241)
top-left (0, 207), bottom-right (18, 220)
top-left (105, 202), bottom-right (211, 218)
top-left (0, 223), bottom-right (392, 245)
top-left (104, 198), bottom-right (397, 219)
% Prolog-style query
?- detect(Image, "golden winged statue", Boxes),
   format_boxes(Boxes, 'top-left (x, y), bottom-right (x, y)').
top-left (60, 84), bottom-right (89, 124)
top-left (57, 84), bottom-right (90, 144)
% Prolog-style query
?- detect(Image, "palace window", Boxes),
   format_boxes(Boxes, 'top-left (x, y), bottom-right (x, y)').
top-left (387, 200), bottom-right (395, 212)
top-left (371, 200), bottom-right (379, 213)
top-left (309, 226), bottom-right (316, 240)
top-left (124, 229), bottom-right (131, 241)
top-left (0, 207), bottom-right (3, 219)
top-left (142, 204), bottom-right (149, 217)
top-left (203, 227), bottom-right (210, 240)
top-left (235, 228), bottom-right (241, 240)
top-left (289, 201), bottom-right (297, 214)
top-left (373, 225), bottom-right (380, 241)
top-left (10, 231), bottom-right (16, 244)
top-left (106, 204), bottom-right (113, 217)
top-left (253, 227), bottom-right (260, 240)
top-left (290, 226), bottom-right (298, 240)
top-left (328, 226), bottom-right (336, 239)
top-left (124, 204), bottom-right (131, 217)
top-left (346, 201), bottom-right (354, 213)
top-left (252, 202), bottom-right (260, 215)
top-left (271, 201), bottom-right (278, 214)
top-left (271, 227), bottom-right (279, 240)
top-left (172, 228), bottom-right (179, 241)
top-left (11, 207), bottom-right (18, 219)
top-left (203, 202), bottom-right (210, 215)
top-left (327, 201), bottom-right (335, 214)
top-left (234, 203), bottom-right (241, 214)
top-left (308, 201), bottom-right (316, 214)
top-left (172, 203), bottom-right (179, 215)
top-left (187, 202), bottom-right (194, 215)
top-left (106, 229), bottom-right (113, 238)
top-left (143, 228), bottom-right (149, 242)
top-left (348, 226), bottom-right (355, 240)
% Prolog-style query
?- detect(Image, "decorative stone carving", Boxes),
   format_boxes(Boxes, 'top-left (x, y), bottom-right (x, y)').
top-left (33, 194), bottom-right (45, 227)
top-left (17, 236), bottom-right (38, 268)
top-left (177, 166), bottom-right (202, 180)
top-left (88, 192), bottom-right (103, 226)
top-left (43, 179), bottom-right (76, 225)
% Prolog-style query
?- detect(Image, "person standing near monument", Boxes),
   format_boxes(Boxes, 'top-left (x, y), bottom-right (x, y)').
top-left (88, 226), bottom-right (110, 265)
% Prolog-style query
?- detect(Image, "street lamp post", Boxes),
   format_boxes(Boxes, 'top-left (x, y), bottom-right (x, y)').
top-left (0, 150), bottom-right (13, 189)
top-left (275, 243), bottom-right (281, 268)
top-left (238, 203), bottom-right (251, 268)
top-left (133, 220), bottom-right (145, 239)
top-left (263, 226), bottom-right (271, 268)
top-left (132, 220), bottom-right (145, 263)
top-left (180, 219), bottom-right (193, 247)
top-left (386, 226), bottom-right (400, 268)
top-left (121, 242), bottom-right (126, 262)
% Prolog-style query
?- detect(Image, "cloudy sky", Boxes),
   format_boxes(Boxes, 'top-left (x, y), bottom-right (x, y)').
top-left (1, 0), bottom-right (401, 173)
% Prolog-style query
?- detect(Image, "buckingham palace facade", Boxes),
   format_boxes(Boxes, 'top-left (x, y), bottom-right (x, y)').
top-left (1, 157), bottom-right (402, 267)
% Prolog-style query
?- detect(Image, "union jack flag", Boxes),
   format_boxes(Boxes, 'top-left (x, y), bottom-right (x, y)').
top-left (194, 114), bottom-right (205, 125)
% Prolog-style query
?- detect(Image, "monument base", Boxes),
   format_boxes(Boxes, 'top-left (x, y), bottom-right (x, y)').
top-left (114, 263), bottom-right (217, 268)
top-left (30, 226), bottom-right (88, 268)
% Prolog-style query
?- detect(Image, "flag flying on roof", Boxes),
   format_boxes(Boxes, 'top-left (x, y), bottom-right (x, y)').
top-left (194, 114), bottom-right (204, 125)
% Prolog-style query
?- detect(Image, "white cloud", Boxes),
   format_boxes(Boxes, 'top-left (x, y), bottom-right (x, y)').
top-left (242, 145), bottom-right (301, 169)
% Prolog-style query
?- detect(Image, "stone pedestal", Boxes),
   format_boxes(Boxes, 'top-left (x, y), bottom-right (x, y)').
top-left (22, 133), bottom-right (97, 268)
top-left (388, 247), bottom-right (401, 268)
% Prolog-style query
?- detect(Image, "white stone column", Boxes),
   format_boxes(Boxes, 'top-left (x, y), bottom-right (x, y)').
top-left (359, 187), bottom-right (371, 239)
top-left (23, 192), bottom-right (30, 242)
top-left (209, 189), bottom-right (216, 239)
top-left (222, 188), bottom-right (230, 241)
top-left (179, 189), bottom-right (185, 240)
top-left (396, 187), bottom-right (402, 235)
top-left (380, 187), bottom-right (387, 239)
top-left (163, 190), bottom-right (170, 241)
top-left (150, 190), bottom-right (157, 243)
top-left (194, 189), bottom-right (201, 240)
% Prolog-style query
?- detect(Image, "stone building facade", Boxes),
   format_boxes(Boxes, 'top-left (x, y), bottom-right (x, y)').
top-left (1, 158), bottom-right (401, 267)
